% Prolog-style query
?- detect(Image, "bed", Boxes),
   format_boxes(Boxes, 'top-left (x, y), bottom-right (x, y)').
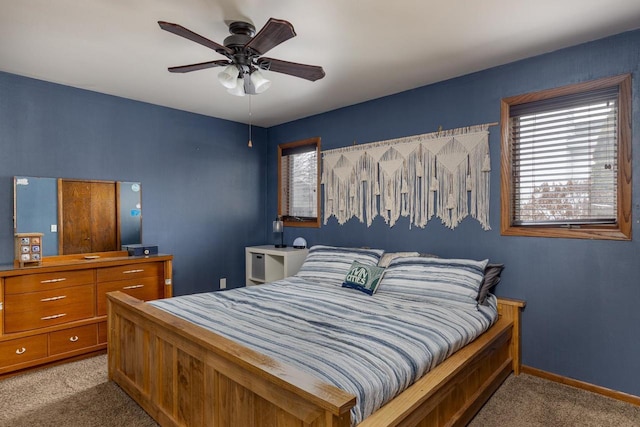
top-left (107, 246), bottom-right (524, 426)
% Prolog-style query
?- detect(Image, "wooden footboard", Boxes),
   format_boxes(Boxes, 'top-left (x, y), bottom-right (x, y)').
top-left (108, 292), bottom-right (523, 427)
top-left (361, 298), bottom-right (525, 426)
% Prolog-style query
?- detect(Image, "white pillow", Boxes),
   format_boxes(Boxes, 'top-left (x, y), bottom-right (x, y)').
top-left (296, 245), bottom-right (384, 286)
top-left (377, 256), bottom-right (488, 309)
top-left (377, 251), bottom-right (420, 267)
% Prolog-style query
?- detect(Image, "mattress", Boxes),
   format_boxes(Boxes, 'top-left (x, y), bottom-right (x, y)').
top-left (150, 276), bottom-right (498, 425)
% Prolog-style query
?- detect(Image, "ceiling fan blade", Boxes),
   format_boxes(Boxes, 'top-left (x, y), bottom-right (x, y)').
top-left (168, 60), bottom-right (231, 73)
top-left (256, 57), bottom-right (325, 82)
top-left (158, 21), bottom-right (233, 57)
top-left (244, 18), bottom-right (296, 55)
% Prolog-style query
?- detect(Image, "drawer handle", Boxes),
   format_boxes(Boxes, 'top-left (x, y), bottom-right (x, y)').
top-left (40, 278), bottom-right (67, 284)
top-left (123, 284), bottom-right (144, 290)
top-left (41, 313), bottom-right (67, 321)
top-left (122, 269), bottom-right (144, 274)
top-left (69, 336), bottom-right (79, 342)
top-left (40, 295), bottom-right (67, 302)
top-left (16, 347), bottom-right (26, 355)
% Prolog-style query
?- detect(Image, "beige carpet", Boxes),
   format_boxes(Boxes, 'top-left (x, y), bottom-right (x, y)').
top-left (469, 373), bottom-right (640, 426)
top-left (0, 355), bottom-right (157, 427)
top-left (1, 355), bottom-right (639, 426)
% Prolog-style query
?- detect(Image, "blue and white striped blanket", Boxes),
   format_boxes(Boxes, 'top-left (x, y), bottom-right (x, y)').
top-left (150, 277), bottom-right (498, 425)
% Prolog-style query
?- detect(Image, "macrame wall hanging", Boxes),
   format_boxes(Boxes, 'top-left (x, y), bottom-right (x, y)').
top-left (322, 123), bottom-right (494, 230)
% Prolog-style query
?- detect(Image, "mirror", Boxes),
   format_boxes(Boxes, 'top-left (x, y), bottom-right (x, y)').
top-left (13, 176), bottom-right (142, 256)
top-left (119, 181), bottom-right (142, 246)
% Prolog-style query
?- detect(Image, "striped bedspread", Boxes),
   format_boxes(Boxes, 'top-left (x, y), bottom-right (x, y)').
top-left (150, 277), bottom-right (498, 425)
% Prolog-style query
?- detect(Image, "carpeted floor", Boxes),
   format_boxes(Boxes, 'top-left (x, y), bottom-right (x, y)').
top-left (0, 355), bottom-right (157, 427)
top-left (1, 355), bottom-right (638, 426)
top-left (469, 373), bottom-right (640, 426)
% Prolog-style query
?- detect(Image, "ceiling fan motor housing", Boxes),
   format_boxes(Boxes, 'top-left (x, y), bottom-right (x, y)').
top-left (224, 21), bottom-right (257, 67)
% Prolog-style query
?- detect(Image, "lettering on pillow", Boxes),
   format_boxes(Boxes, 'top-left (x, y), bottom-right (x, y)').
top-left (342, 261), bottom-right (385, 295)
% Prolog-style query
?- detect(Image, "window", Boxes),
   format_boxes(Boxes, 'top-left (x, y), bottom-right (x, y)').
top-left (278, 137), bottom-right (321, 228)
top-left (501, 75), bottom-right (631, 240)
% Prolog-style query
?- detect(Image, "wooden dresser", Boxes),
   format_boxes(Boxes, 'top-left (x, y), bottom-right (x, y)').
top-left (0, 251), bottom-right (172, 376)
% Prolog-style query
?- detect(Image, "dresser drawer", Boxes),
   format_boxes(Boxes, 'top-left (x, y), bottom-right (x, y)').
top-left (97, 262), bottom-right (161, 282)
top-left (4, 284), bottom-right (95, 333)
top-left (98, 321), bottom-right (108, 344)
top-left (50, 324), bottom-right (98, 355)
top-left (0, 335), bottom-right (48, 368)
top-left (97, 276), bottom-right (162, 316)
top-left (5, 269), bottom-right (95, 294)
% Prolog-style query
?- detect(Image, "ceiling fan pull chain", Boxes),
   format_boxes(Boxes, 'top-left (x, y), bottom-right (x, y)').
top-left (248, 95), bottom-right (253, 148)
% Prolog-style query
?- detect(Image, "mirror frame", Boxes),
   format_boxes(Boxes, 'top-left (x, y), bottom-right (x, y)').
top-left (13, 176), bottom-right (142, 257)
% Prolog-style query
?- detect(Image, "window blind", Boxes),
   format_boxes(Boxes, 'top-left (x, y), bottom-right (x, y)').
top-left (280, 144), bottom-right (317, 221)
top-left (510, 86), bottom-right (619, 226)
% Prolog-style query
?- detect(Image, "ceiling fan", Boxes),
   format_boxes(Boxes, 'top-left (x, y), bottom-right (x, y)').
top-left (158, 18), bottom-right (326, 96)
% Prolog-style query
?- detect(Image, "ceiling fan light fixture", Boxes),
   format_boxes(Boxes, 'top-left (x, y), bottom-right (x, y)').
top-left (218, 65), bottom-right (239, 89)
top-left (227, 77), bottom-right (246, 96)
top-left (250, 69), bottom-right (271, 94)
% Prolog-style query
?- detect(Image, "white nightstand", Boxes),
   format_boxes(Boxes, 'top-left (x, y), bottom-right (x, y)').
top-left (245, 245), bottom-right (309, 286)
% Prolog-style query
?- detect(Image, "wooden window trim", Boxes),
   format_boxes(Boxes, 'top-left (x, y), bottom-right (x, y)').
top-left (500, 74), bottom-right (632, 240)
top-left (277, 137), bottom-right (321, 228)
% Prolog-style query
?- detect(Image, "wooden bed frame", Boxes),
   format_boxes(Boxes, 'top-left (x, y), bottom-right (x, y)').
top-left (107, 291), bottom-right (524, 427)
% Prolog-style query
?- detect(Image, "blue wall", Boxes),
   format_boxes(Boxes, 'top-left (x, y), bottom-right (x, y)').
top-left (0, 71), bottom-right (268, 293)
top-left (267, 30), bottom-right (640, 397)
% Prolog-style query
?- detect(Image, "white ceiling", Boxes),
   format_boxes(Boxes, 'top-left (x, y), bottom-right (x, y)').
top-left (1, 0), bottom-right (639, 127)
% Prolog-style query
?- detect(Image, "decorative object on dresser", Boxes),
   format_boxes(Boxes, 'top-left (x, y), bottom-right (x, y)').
top-left (0, 251), bottom-right (172, 377)
top-left (245, 245), bottom-right (308, 286)
top-left (121, 244), bottom-right (159, 256)
top-left (14, 233), bottom-right (43, 267)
